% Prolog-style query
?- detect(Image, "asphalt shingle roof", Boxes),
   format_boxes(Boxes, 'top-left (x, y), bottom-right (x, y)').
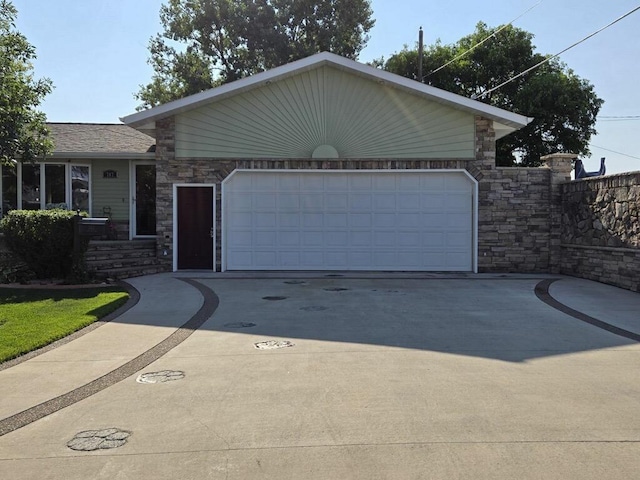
top-left (48, 123), bottom-right (155, 154)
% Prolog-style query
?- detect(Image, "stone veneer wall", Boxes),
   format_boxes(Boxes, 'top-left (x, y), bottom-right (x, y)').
top-left (155, 115), bottom-right (570, 273)
top-left (560, 172), bottom-right (640, 291)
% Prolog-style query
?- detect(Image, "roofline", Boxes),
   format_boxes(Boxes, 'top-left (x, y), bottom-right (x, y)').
top-left (121, 52), bottom-right (532, 135)
top-left (48, 152), bottom-right (155, 160)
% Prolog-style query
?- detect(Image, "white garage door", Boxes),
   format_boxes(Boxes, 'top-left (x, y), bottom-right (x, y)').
top-left (223, 170), bottom-right (475, 271)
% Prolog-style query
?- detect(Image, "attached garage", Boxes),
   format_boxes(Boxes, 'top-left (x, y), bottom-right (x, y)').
top-left (121, 52), bottom-right (531, 274)
top-left (223, 170), bottom-right (477, 272)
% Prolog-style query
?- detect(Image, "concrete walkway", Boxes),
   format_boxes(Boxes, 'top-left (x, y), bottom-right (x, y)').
top-left (0, 273), bottom-right (639, 479)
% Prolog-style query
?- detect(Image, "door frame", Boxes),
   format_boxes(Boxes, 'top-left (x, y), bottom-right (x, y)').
top-left (172, 183), bottom-right (217, 272)
top-left (130, 160), bottom-right (157, 239)
top-left (221, 169), bottom-right (478, 273)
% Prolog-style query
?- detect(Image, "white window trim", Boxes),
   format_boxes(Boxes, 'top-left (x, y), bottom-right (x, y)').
top-left (6, 162), bottom-right (92, 215)
top-left (130, 160), bottom-right (157, 239)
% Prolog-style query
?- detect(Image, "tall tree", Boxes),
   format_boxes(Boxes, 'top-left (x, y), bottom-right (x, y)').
top-left (136, 0), bottom-right (374, 109)
top-left (383, 23), bottom-right (603, 166)
top-left (0, 0), bottom-right (53, 165)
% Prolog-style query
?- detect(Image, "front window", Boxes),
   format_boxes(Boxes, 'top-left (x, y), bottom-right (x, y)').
top-left (1, 163), bottom-right (17, 218)
top-left (0, 162), bottom-right (90, 215)
top-left (71, 166), bottom-right (90, 211)
top-left (21, 164), bottom-right (41, 210)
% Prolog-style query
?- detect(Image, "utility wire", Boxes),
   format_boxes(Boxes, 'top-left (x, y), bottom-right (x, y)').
top-left (590, 144), bottom-right (640, 161)
top-left (474, 4), bottom-right (640, 100)
top-left (598, 115), bottom-right (640, 121)
top-left (425, 0), bottom-right (543, 79)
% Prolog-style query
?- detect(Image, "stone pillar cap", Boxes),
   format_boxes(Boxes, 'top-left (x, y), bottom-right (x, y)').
top-left (540, 153), bottom-right (578, 160)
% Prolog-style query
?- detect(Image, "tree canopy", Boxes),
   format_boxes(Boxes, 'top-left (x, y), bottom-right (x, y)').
top-left (0, 0), bottom-right (53, 165)
top-left (136, 0), bottom-right (375, 109)
top-left (383, 23), bottom-right (603, 166)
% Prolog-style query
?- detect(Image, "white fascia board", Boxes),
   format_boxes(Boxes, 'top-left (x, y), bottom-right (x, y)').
top-left (121, 51), bottom-right (532, 132)
top-left (48, 152), bottom-right (156, 160)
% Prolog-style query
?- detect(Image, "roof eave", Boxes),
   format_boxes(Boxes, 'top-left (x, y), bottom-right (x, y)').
top-left (122, 52), bottom-right (532, 135)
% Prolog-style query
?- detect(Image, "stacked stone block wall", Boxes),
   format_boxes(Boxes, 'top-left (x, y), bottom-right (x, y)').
top-left (155, 115), bottom-right (568, 274)
top-left (477, 167), bottom-right (551, 272)
top-left (560, 172), bottom-right (640, 291)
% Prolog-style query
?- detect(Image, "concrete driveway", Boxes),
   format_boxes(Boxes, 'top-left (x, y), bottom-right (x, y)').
top-left (0, 273), bottom-right (639, 479)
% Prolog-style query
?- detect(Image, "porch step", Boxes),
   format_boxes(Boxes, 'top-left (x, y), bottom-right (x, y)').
top-left (93, 265), bottom-right (170, 281)
top-left (85, 240), bottom-right (165, 280)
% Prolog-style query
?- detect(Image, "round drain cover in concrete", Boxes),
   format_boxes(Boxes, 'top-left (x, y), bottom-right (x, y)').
top-left (262, 296), bottom-right (288, 301)
top-left (284, 280), bottom-right (307, 285)
top-left (224, 322), bottom-right (257, 328)
top-left (67, 428), bottom-right (132, 451)
top-left (300, 306), bottom-right (328, 312)
top-left (323, 287), bottom-right (349, 292)
top-left (254, 340), bottom-right (295, 350)
top-left (136, 370), bottom-right (185, 384)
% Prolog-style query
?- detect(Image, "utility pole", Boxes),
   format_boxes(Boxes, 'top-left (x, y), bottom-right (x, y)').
top-left (417, 26), bottom-right (424, 82)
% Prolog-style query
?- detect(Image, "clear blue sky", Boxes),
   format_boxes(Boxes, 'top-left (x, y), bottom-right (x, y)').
top-left (12, 0), bottom-right (640, 174)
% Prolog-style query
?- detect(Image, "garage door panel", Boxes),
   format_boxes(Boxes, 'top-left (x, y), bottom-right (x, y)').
top-left (256, 213), bottom-right (276, 227)
top-left (326, 194), bottom-right (348, 209)
top-left (350, 214), bottom-right (371, 227)
top-left (350, 194), bottom-right (372, 209)
top-left (303, 213), bottom-right (324, 227)
top-left (398, 175), bottom-right (420, 189)
top-left (374, 194), bottom-right (396, 210)
top-left (326, 213), bottom-right (348, 227)
top-left (326, 176), bottom-right (348, 190)
top-left (278, 194), bottom-right (299, 209)
top-left (255, 231), bottom-right (277, 246)
top-left (397, 194), bottom-right (420, 210)
top-left (398, 213), bottom-right (420, 227)
top-left (423, 232), bottom-right (445, 247)
top-left (224, 171), bottom-right (474, 271)
top-left (351, 175), bottom-right (373, 190)
top-left (302, 231), bottom-right (323, 246)
top-left (350, 231), bottom-right (372, 246)
top-left (278, 231), bottom-right (300, 246)
top-left (279, 213), bottom-right (300, 227)
top-left (327, 231), bottom-right (348, 246)
top-left (374, 213), bottom-right (396, 227)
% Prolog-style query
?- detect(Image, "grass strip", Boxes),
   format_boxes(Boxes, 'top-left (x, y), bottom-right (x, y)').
top-left (0, 287), bottom-right (129, 363)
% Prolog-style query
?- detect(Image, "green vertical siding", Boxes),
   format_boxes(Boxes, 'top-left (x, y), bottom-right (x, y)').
top-left (175, 65), bottom-right (475, 159)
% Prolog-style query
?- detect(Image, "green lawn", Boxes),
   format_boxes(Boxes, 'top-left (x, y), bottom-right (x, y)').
top-left (0, 287), bottom-right (129, 363)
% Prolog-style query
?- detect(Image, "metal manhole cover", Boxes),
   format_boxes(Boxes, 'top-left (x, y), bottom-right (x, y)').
top-left (284, 280), bottom-right (307, 285)
top-left (254, 340), bottom-right (295, 350)
top-left (300, 306), bottom-right (328, 312)
top-left (67, 428), bottom-right (132, 451)
top-left (262, 296), bottom-right (288, 301)
top-left (136, 370), bottom-right (185, 384)
top-left (323, 287), bottom-right (349, 292)
top-left (224, 322), bottom-right (257, 328)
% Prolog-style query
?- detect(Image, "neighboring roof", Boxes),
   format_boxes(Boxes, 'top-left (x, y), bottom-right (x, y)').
top-left (121, 51), bottom-right (532, 140)
top-left (47, 123), bottom-right (155, 157)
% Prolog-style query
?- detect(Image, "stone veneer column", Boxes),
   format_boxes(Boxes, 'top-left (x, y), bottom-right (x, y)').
top-left (154, 116), bottom-right (176, 269)
top-left (541, 153), bottom-right (575, 273)
top-left (473, 116), bottom-right (497, 272)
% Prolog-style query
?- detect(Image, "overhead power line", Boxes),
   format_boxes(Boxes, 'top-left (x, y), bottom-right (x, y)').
top-left (424, 0), bottom-right (543, 79)
top-left (598, 115), bottom-right (640, 121)
top-left (474, 4), bottom-right (640, 100)
top-left (590, 144), bottom-right (640, 161)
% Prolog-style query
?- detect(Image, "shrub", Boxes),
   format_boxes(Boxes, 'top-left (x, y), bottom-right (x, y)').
top-left (0, 209), bottom-right (89, 280)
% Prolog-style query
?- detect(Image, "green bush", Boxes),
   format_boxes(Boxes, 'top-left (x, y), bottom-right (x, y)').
top-left (0, 210), bottom-right (89, 280)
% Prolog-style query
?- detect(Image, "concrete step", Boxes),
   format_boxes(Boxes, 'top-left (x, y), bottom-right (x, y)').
top-left (85, 249), bottom-right (156, 262)
top-left (91, 264), bottom-right (169, 280)
top-left (86, 256), bottom-right (159, 270)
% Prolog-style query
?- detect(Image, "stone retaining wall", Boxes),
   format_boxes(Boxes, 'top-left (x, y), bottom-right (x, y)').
top-left (560, 172), bottom-right (640, 291)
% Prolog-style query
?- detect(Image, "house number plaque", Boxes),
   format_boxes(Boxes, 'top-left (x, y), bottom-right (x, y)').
top-left (103, 170), bottom-right (118, 179)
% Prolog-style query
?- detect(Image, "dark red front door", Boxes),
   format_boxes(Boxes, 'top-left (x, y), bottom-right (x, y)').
top-left (177, 186), bottom-right (214, 269)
